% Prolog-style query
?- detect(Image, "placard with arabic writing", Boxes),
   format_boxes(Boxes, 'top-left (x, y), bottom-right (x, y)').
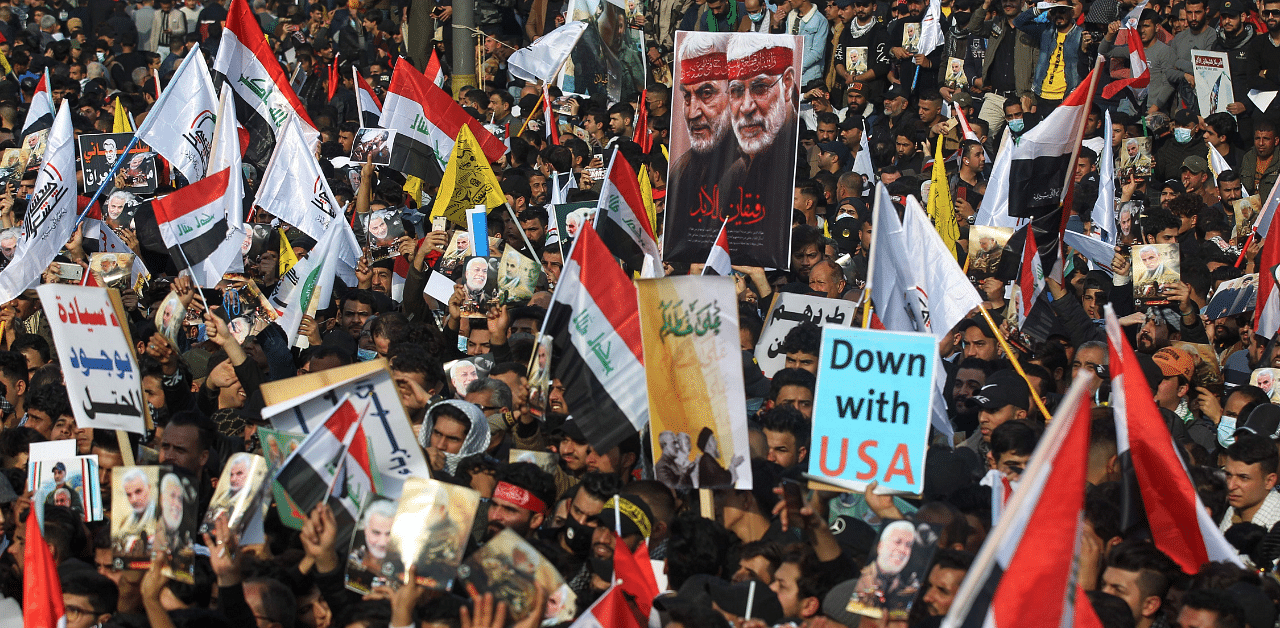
top-left (39, 284), bottom-right (147, 434)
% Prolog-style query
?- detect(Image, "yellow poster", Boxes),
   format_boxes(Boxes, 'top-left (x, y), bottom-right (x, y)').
top-left (636, 276), bottom-right (752, 490)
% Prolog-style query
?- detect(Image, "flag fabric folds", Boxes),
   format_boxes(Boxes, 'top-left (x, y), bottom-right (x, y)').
top-left (353, 67), bottom-right (382, 127)
top-left (382, 60), bottom-right (506, 185)
top-left (1015, 225), bottom-right (1044, 328)
top-left (430, 125), bottom-right (508, 227)
top-left (135, 50), bottom-right (219, 185)
top-left (1105, 305), bottom-right (1245, 572)
top-left (508, 21), bottom-right (589, 84)
top-left (0, 102), bottom-right (75, 303)
top-left (702, 221), bottom-right (732, 276)
top-left (212, 0), bottom-right (318, 179)
top-left (151, 167), bottom-right (234, 283)
top-left (272, 215), bottom-right (359, 346)
top-left (541, 221), bottom-right (648, 455)
top-left (927, 138), bottom-right (959, 259)
top-left (424, 49), bottom-right (445, 88)
top-left (942, 378), bottom-right (1102, 628)
top-left (23, 508), bottom-right (66, 628)
top-left (19, 68), bottom-right (52, 137)
top-left (1007, 69), bottom-right (1099, 218)
top-left (594, 153), bottom-right (661, 278)
top-left (1100, 29), bottom-right (1150, 99)
top-left (1094, 111), bottom-right (1117, 243)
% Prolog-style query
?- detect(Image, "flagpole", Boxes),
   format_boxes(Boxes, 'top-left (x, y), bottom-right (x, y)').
top-left (975, 306), bottom-right (1052, 421)
top-left (504, 201), bottom-right (551, 277)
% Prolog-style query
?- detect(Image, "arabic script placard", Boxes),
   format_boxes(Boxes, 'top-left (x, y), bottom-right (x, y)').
top-left (39, 284), bottom-right (148, 434)
top-left (753, 293), bottom-right (858, 377)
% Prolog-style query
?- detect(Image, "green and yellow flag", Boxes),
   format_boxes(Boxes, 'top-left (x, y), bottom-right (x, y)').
top-left (113, 98), bottom-right (133, 133)
top-left (926, 139), bottom-right (959, 260)
top-left (430, 125), bottom-right (506, 226)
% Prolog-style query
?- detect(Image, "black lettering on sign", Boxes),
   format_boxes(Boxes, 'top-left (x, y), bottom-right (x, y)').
top-left (828, 339), bottom-right (927, 376)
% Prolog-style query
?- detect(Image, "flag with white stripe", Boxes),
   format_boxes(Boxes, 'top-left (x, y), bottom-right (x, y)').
top-left (702, 221), bottom-right (731, 276)
top-left (135, 51), bottom-right (218, 184)
top-left (541, 221), bottom-right (648, 455)
top-left (975, 134), bottom-right (1030, 230)
top-left (1255, 210), bottom-right (1280, 339)
top-left (151, 167), bottom-right (233, 281)
top-left (212, 0), bottom-right (319, 180)
top-left (382, 59), bottom-right (505, 185)
top-left (1015, 224), bottom-right (1044, 328)
top-left (942, 378), bottom-right (1102, 628)
top-left (20, 68), bottom-right (52, 138)
top-left (1100, 29), bottom-right (1150, 99)
top-left (425, 49), bottom-right (445, 88)
top-left (1008, 71), bottom-right (1098, 218)
top-left (1104, 305), bottom-right (1242, 572)
top-left (1093, 111), bottom-right (1116, 243)
top-left (272, 214), bottom-right (359, 346)
top-left (0, 101), bottom-right (75, 303)
top-left (353, 68), bottom-right (381, 128)
top-left (594, 152), bottom-right (661, 278)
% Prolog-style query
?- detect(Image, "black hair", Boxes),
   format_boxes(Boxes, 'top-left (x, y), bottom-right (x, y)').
top-left (1224, 433), bottom-right (1279, 476)
top-left (758, 405), bottom-right (811, 450)
top-left (0, 351), bottom-right (28, 386)
top-left (1178, 588), bottom-right (1244, 628)
top-left (503, 175), bottom-right (532, 203)
top-left (791, 224), bottom-right (825, 254)
top-left (768, 368), bottom-right (816, 400)
top-left (304, 345), bottom-right (352, 367)
top-left (781, 321), bottom-right (822, 357)
top-left (165, 411), bottom-right (215, 454)
top-left (665, 512), bottom-right (741, 590)
top-left (60, 569), bottom-right (119, 615)
top-left (1105, 540), bottom-right (1181, 601)
top-left (26, 383), bottom-right (70, 420)
top-left (931, 548), bottom-right (975, 572)
top-left (1085, 591), bottom-right (1137, 628)
top-left (494, 461), bottom-right (557, 513)
top-left (989, 420), bottom-right (1042, 459)
top-left (370, 312), bottom-right (411, 345)
top-left (576, 471), bottom-right (622, 503)
top-left (340, 289), bottom-right (380, 313)
top-left (1139, 210), bottom-right (1181, 236)
top-left (0, 427), bottom-right (44, 462)
top-left (387, 344), bottom-right (446, 392)
top-left (9, 334), bottom-right (48, 364)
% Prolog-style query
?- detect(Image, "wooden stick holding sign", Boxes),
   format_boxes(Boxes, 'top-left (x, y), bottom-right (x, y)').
top-left (976, 307), bottom-right (1052, 422)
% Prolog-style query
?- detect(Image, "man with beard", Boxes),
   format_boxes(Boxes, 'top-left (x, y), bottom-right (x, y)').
top-left (834, 0), bottom-right (891, 101)
top-left (1170, 0), bottom-right (1216, 93)
top-left (1211, 0), bottom-right (1258, 119)
top-left (654, 430), bottom-right (695, 486)
top-left (718, 37), bottom-right (799, 261)
top-left (671, 33), bottom-right (735, 222)
top-left (846, 520), bottom-right (924, 618)
top-left (950, 357), bottom-right (991, 435)
top-left (1250, 0), bottom-right (1280, 114)
top-left (484, 462), bottom-right (556, 540)
top-left (1136, 307), bottom-right (1183, 354)
top-left (347, 498), bottom-right (402, 590)
top-left (1212, 312), bottom-right (1246, 364)
top-left (1013, 1), bottom-right (1084, 108)
top-left (207, 453), bottom-right (255, 524)
top-left (114, 468), bottom-right (155, 557)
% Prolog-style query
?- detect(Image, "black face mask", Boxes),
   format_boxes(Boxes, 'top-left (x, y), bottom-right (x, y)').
top-left (561, 520), bottom-right (594, 556)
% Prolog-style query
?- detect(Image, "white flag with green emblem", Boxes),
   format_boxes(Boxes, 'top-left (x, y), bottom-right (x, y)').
top-left (271, 215), bottom-right (355, 346)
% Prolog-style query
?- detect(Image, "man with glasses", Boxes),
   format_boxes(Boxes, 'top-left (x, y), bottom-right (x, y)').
top-left (670, 32), bottom-right (735, 228)
top-left (717, 38), bottom-right (799, 262)
top-left (62, 571), bottom-right (118, 628)
top-left (1252, 0), bottom-right (1280, 88)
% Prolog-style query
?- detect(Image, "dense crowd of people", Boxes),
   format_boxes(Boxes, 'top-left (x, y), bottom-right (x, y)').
top-left (0, 0), bottom-right (1275, 626)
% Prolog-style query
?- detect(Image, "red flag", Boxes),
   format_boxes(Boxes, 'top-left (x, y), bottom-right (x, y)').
top-left (1104, 305), bottom-right (1242, 573)
top-left (633, 90), bottom-right (651, 152)
top-left (1256, 224), bottom-right (1280, 339)
top-left (424, 48), bottom-right (445, 88)
top-left (612, 535), bottom-right (659, 617)
top-left (327, 53), bottom-right (340, 102)
top-left (1101, 29), bottom-right (1150, 99)
top-left (543, 86), bottom-right (559, 146)
top-left (23, 511), bottom-right (66, 628)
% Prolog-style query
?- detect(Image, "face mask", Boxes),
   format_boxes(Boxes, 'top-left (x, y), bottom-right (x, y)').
top-left (748, 9), bottom-right (765, 21)
top-left (96, 52), bottom-right (105, 62)
top-left (1007, 118), bottom-right (1024, 133)
top-left (1217, 414), bottom-right (1237, 447)
top-left (356, 348), bottom-right (378, 362)
top-left (1173, 127), bottom-right (1193, 143)
top-left (562, 520), bottom-right (594, 555)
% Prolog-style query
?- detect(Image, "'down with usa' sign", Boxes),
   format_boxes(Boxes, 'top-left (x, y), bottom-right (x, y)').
top-left (807, 326), bottom-right (935, 495)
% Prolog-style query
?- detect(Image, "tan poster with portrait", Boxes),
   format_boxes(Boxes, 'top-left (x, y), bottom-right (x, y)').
top-left (967, 226), bottom-right (1013, 280)
top-left (1131, 243), bottom-right (1180, 303)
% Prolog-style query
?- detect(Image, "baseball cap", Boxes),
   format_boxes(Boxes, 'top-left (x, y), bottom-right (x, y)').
top-left (822, 580), bottom-right (866, 627)
top-left (972, 370), bottom-right (1030, 410)
top-left (1161, 179), bottom-right (1186, 194)
top-left (884, 84), bottom-right (910, 101)
top-left (593, 494), bottom-right (654, 539)
top-left (553, 416), bottom-right (588, 443)
top-left (709, 579), bottom-right (786, 624)
top-left (819, 141), bottom-right (852, 163)
top-left (1238, 404), bottom-right (1280, 441)
top-left (1172, 108), bottom-right (1197, 127)
top-left (840, 113), bottom-right (864, 131)
top-left (952, 91), bottom-right (973, 108)
top-left (1219, 0), bottom-right (1248, 15)
top-left (834, 0), bottom-right (854, 8)
top-left (847, 81), bottom-right (868, 96)
top-left (1152, 346), bottom-right (1194, 381)
top-left (1181, 155), bottom-right (1209, 174)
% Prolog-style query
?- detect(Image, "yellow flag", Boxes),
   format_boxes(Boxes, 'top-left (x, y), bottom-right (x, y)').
top-left (0, 51), bottom-right (12, 78)
top-left (927, 139), bottom-right (959, 260)
top-left (431, 125), bottom-right (506, 226)
top-left (113, 98), bottom-right (133, 133)
top-left (637, 164), bottom-right (658, 237)
top-left (278, 228), bottom-right (299, 275)
top-left (404, 175), bottom-right (422, 210)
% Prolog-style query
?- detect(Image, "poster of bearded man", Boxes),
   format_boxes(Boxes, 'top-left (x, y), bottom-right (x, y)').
top-left (663, 32), bottom-right (802, 270)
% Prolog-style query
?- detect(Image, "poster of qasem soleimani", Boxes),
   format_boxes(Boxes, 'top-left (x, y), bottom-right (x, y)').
top-left (663, 32), bottom-right (801, 270)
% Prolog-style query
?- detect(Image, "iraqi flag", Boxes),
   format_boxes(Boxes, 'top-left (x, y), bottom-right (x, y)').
top-left (20, 68), bottom-right (52, 138)
top-left (1100, 29), bottom-right (1150, 99)
top-left (135, 50), bottom-right (218, 184)
top-left (1007, 68), bottom-right (1100, 218)
top-left (381, 59), bottom-right (505, 186)
top-left (633, 90), bottom-right (651, 152)
top-left (151, 167), bottom-right (234, 285)
top-left (701, 221), bottom-right (731, 276)
top-left (942, 378), bottom-right (1103, 628)
top-left (543, 85), bottom-right (559, 145)
top-left (353, 67), bottom-right (382, 128)
top-left (594, 152), bottom-right (661, 278)
top-left (1251, 167), bottom-right (1280, 238)
top-left (212, 0), bottom-right (318, 181)
top-left (1094, 111), bottom-right (1117, 244)
top-left (541, 221), bottom-right (648, 455)
top-left (275, 395), bottom-right (375, 549)
top-left (0, 101), bottom-right (75, 304)
top-left (568, 586), bottom-right (644, 628)
top-left (272, 214), bottom-right (359, 346)
top-left (23, 508), bottom-right (66, 628)
top-left (425, 49), bottom-right (445, 88)
top-left (1104, 305), bottom-right (1242, 572)
top-left (1015, 224), bottom-right (1044, 328)
top-left (1255, 211), bottom-right (1280, 339)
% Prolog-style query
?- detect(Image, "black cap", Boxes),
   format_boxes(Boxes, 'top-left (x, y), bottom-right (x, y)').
top-left (1239, 404), bottom-right (1280, 441)
top-left (553, 416), bottom-right (588, 443)
top-left (1219, 0), bottom-right (1248, 15)
top-left (972, 370), bottom-right (1030, 410)
top-left (709, 579), bottom-right (786, 624)
top-left (884, 84), bottom-right (910, 101)
top-left (840, 114), bottom-right (864, 131)
top-left (1172, 108), bottom-right (1197, 127)
top-left (818, 141), bottom-right (853, 163)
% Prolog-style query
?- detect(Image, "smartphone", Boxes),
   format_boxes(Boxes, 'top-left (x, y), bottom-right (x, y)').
top-left (54, 262), bottom-right (83, 283)
top-left (432, 216), bottom-right (448, 232)
top-left (781, 479), bottom-right (804, 519)
top-left (552, 97), bottom-right (575, 116)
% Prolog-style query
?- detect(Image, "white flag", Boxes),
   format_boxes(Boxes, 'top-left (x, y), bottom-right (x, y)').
top-left (0, 102), bottom-right (75, 303)
top-left (509, 21), bottom-right (589, 84)
top-left (271, 216), bottom-right (357, 346)
top-left (134, 51), bottom-right (219, 184)
top-left (1094, 110), bottom-right (1116, 244)
top-left (975, 133), bottom-right (1030, 230)
top-left (916, 0), bottom-right (945, 56)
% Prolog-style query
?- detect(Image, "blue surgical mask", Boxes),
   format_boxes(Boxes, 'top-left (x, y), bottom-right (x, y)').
top-left (1007, 118), bottom-right (1024, 133)
top-left (1218, 414), bottom-right (1238, 447)
top-left (357, 348), bottom-right (378, 362)
top-left (1173, 127), bottom-right (1193, 143)
top-left (749, 9), bottom-right (765, 21)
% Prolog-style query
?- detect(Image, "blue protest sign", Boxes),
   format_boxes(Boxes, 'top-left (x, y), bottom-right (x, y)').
top-left (807, 327), bottom-right (935, 494)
